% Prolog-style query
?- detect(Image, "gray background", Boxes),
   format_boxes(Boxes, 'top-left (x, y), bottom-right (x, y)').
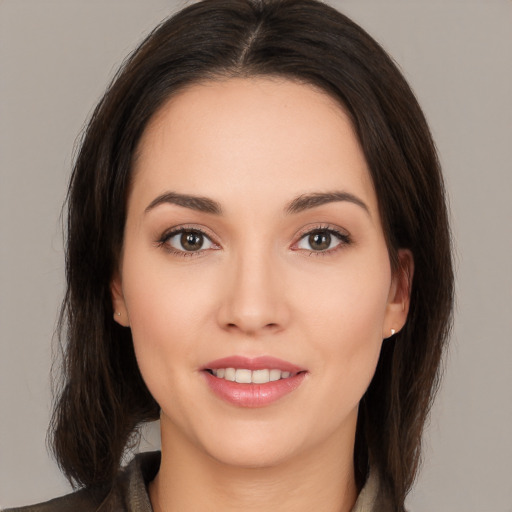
top-left (1, 0), bottom-right (511, 510)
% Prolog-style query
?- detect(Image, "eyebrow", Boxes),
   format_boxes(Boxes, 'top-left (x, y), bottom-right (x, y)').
top-left (144, 190), bottom-right (369, 216)
top-left (284, 191), bottom-right (369, 215)
top-left (145, 192), bottom-right (223, 215)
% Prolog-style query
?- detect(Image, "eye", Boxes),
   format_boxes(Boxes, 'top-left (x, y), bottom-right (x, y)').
top-left (295, 227), bottom-right (350, 253)
top-left (160, 228), bottom-right (217, 255)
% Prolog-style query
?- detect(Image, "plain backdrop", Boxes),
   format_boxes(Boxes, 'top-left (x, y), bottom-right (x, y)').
top-left (1, 0), bottom-right (511, 510)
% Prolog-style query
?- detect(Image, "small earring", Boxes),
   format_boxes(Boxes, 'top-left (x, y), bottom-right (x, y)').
top-left (390, 328), bottom-right (396, 336)
top-left (114, 312), bottom-right (121, 318)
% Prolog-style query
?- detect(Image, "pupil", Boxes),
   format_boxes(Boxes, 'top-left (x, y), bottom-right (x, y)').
top-left (181, 231), bottom-right (203, 251)
top-left (310, 232), bottom-right (331, 251)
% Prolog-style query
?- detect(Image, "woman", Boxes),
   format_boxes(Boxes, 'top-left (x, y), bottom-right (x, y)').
top-left (6, 0), bottom-right (453, 510)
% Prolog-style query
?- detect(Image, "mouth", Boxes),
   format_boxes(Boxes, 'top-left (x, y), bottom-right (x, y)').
top-left (201, 356), bottom-right (307, 407)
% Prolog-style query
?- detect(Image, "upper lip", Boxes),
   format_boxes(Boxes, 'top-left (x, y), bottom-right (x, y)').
top-left (202, 356), bottom-right (305, 373)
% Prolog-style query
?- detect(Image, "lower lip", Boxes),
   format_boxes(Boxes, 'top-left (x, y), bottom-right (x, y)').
top-left (203, 371), bottom-right (306, 408)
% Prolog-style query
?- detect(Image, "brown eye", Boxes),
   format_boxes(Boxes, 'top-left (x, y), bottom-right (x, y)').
top-left (180, 231), bottom-right (204, 251)
top-left (164, 229), bottom-right (215, 253)
top-left (308, 232), bottom-right (331, 251)
top-left (296, 228), bottom-right (350, 253)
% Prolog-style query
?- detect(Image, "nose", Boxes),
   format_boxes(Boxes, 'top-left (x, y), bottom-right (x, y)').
top-left (216, 247), bottom-right (290, 336)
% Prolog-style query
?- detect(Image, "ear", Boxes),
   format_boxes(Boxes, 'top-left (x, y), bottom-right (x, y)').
top-left (383, 249), bottom-right (414, 339)
top-left (110, 272), bottom-right (130, 327)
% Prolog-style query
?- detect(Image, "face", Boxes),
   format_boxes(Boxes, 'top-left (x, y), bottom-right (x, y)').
top-left (112, 77), bottom-right (411, 469)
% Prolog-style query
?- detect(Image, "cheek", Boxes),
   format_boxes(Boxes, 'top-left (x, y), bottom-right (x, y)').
top-left (295, 252), bottom-right (391, 339)
top-left (292, 253), bottom-right (390, 399)
top-left (123, 245), bottom-right (215, 334)
top-left (119, 246), bottom-right (231, 392)
top-left (118, 247), bottom-right (212, 394)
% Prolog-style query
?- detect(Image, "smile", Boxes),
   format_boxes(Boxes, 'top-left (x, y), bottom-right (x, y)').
top-left (202, 356), bottom-right (307, 407)
top-left (208, 368), bottom-right (295, 383)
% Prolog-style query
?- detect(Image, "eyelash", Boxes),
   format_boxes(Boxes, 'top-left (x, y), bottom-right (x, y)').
top-left (156, 226), bottom-right (216, 257)
top-left (294, 225), bottom-right (352, 256)
top-left (156, 224), bottom-right (351, 258)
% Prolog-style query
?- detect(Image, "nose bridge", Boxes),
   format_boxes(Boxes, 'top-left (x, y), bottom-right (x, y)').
top-left (218, 236), bottom-right (288, 334)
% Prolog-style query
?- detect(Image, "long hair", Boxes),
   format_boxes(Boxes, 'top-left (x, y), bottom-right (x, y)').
top-left (50, 0), bottom-right (454, 509)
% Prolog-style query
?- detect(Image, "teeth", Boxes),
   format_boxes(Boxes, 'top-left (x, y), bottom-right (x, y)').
top-left (235, 369), bottom-right (252, 383)
top-left (210, 368), bottom-right (295, 383)
top-left (252, 369), bottom-right (270, 384)
top-left (225, 368), bottom-right (236, 382)
top-left (269, 369), bottom-right (281, 382)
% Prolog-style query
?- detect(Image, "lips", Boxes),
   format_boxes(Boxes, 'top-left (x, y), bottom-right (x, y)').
top-left (201, 356), bottom-right (307, 408)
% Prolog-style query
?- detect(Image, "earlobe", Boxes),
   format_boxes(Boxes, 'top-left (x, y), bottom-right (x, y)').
top-left (383, 249), bottom-right (414, 339)
top-left (110, 273), bottom-right (130, 327)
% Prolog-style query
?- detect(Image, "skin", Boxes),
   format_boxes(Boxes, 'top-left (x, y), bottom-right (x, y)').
top-left (112, 77), bottom-right (412, 512)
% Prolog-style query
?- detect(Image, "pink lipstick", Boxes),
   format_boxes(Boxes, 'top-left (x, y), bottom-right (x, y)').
top-left (201, 356), bottom-right (306, 408)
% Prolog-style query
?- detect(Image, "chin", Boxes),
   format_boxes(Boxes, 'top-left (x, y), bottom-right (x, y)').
top-left (185, 414), bottom-right (303, 468)
top-left (205, 437), bottom-right (298, 469)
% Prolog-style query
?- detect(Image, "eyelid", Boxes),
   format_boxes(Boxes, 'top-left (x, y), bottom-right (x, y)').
top-left (292, 224), bottom-right (352, 254)
top-left (156, 224), bottom-right (221, 256)
top-left (155, 223), bottom-right (351, 257)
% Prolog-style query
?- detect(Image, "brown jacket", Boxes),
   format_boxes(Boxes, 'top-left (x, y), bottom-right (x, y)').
top-left (4, 451), bottom-right (387, 512)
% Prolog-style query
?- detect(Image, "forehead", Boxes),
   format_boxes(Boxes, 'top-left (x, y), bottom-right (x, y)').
top-left (131, 77), bottom-right (377, 217)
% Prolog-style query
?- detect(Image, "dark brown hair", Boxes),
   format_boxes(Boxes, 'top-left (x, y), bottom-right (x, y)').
top-left (50, 0), bottom-right (454, 509)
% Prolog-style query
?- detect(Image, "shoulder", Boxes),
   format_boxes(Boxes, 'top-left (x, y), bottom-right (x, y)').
top-left (3, 451), bottom-right (161, 512)
top-left (2, 487), bottom-right (107, 512)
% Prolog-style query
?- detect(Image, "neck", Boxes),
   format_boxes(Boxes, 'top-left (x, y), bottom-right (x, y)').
top-left (149, 420), bottom-right (358, 512)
